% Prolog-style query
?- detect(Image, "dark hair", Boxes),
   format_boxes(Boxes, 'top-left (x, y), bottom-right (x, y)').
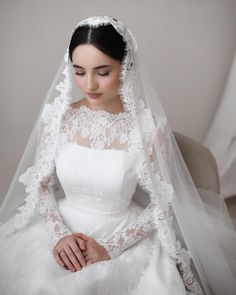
top-left (69, 24), bottom-right (126, 62)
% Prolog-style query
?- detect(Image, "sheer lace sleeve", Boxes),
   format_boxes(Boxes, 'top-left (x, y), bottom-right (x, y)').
top-left (96, 200), bottom-right (158, 259)
top-left (96, 113), bottom-right (173, 259)
top-left (37, 117), bottom-right (72, 246)
top-left (38, 172), bottom-right (71, 246)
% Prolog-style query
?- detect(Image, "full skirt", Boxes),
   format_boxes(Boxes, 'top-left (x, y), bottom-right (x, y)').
top-left (0, 198), bottom-right (187, 295)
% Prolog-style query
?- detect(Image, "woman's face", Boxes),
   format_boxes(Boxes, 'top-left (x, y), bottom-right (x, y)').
top-left (72, 44), bottom-right (122, 109)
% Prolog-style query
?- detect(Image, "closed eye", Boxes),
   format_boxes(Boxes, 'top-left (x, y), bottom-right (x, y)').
top-left (74, 72), bottom-right (109, 76)
top-left (75, 72), bottom-right (85, 76)
top-left (98, 72), bottom-right (110, 76)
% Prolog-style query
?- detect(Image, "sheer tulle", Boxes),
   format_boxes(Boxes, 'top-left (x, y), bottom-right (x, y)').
top-left (0, 16), bottom-right (236, 295)
top-left (0, 133), bottom-right (187, 294)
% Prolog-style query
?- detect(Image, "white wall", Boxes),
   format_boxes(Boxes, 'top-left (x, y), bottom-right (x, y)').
top-left (1, 0), bottom-right (236, 203)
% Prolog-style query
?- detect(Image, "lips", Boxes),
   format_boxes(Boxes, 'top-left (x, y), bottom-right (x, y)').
top-left (86, 92), bottom-right (102, 99)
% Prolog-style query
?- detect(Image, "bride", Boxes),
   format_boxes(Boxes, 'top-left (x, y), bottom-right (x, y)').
top-left (0, 16), bottom-right (236, 295)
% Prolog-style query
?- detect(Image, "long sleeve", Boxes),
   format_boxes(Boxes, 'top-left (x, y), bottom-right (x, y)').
top-left (97, 113), bottom-right (173, 259)
top-left (32, 118), bottom-right (71, 245)
top-left (38, 172), bottom-right (72, 246)
top-left (97, 200), bottom-right (158, 259)
top-left (97, 162), bottom-right (174, 259)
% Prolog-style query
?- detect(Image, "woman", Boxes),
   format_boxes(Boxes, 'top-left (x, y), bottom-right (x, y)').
top-left (0, 16), bottom-right (235, 295)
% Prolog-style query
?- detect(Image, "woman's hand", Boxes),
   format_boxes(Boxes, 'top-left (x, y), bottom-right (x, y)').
top-left (73, 232), bottom-right (111, 265)
top-left (53, 234), bottom-right (87, 272)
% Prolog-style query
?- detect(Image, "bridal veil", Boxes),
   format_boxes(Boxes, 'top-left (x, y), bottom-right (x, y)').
top-left (0, 16), bottom-right (236, 295)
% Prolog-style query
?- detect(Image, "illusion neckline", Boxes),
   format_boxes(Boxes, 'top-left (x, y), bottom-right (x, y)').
top-left (69, 103), bottom-right (128, 118)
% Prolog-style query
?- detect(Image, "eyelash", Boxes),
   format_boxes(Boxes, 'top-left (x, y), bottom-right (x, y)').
top-left (75, 72), bottom-right (110, 77)
top-left (98, 72), bottom-right (110, 76)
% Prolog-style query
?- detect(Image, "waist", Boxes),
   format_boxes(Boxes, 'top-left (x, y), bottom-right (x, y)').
top-left (63, 194), bottom-right (130, 215)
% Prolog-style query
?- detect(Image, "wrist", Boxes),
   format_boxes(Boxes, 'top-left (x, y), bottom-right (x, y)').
top-left (52, 231), bottom-right (72, 247)
top-left (96, 238), bottom-right (120, 259)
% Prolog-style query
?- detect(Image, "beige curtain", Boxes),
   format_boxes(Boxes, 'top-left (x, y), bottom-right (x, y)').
top-left (204, 51), bottom-right (236, 198)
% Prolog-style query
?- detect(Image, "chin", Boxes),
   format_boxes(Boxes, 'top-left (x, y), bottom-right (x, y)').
top-left (86, 97), bottom-right (107, 106)
top-left (87, 98), bottom-right (102, 104)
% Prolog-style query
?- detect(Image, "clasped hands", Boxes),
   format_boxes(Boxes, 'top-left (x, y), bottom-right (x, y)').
top-left (53, 232), bottom-right (111, 272)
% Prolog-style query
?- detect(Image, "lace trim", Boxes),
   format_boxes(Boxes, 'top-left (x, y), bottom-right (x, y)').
top-left (73, 16), bottom-right (138, 114)
top-left (60, 104), bottom-right (136, 150)
top-left (96, 202), bottom-right (157, 259)
top-left (4, 14), bottom-right (204, 291)
top-left (7, 57), bottom-right (72, 236)
top-left (38, 185), bottom-right (71, 246)
top-left (135, 130), bottom-right (203, 293)
top-left (59, 100), bottom-right (203, 293)
top-left (76, 16), bottom-right (137, 81)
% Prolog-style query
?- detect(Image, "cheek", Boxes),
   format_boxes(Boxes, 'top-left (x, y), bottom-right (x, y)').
top-left (102, 76), bottom-right (120, 91)
top-left (75, 77), bottom-right (84, 89)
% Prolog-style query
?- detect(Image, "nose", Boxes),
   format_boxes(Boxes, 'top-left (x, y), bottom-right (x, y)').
top-left (87, 74), bottom-right (98, 91)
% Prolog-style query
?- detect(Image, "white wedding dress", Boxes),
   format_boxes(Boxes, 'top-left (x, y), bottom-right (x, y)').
top-left (0, 105), bottom-right (189, 295)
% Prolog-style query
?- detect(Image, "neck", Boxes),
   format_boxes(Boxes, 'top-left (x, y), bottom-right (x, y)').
top-left (86, 95), bottom-right (125, 114)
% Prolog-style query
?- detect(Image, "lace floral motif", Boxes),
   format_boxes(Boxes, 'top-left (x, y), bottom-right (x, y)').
top-left (38, 176), bottom-right (71, 246)
top-left (8, 57), bottom-right (72, 240)
top-left (60, 105), bottom-right (136, 150)
top-left (5, 16), bottom-right (204, 294)
top-left (134, 106), bottom-right (203, 294)
top-left (10, 94), bottom-right (203, 293)
top-left (60, 102), bottom-right (203, 294)
top-left (96, 202), bottom-right (157, 259)
top-left (8, 15), bottom-right (138, 236)
top-left (176, 241), bottom-right (204, 294)
top-left (76, 16), bottom-right (137, 81)
top-left (74, 16), bottom-right (138, 114)
top-left (61, 102), bottom-right (201, 294)
top-left (15, 104), bottom-right (72, 245)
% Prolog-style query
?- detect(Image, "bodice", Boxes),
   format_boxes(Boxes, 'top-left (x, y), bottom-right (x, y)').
top-left (53, 104), bottom-right (142, 214)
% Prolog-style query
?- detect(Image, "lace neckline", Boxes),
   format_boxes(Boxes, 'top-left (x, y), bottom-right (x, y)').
top-left (69, 104), bottom-right (129, 119)
top-left (60, 102), bottom-right (136, 150)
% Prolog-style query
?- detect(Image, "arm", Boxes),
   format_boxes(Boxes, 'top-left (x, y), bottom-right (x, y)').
top-left (38, 172), bottom-right (71, 246)
top-left (96, 166), bottom-right (173, 259)
top-left (12, 104), bottom-right (89, 272)
top-left (19, 116), bottom-right (87, 272)
top-left (32, 118), bottom-right (72, 246)
top-left (96, 201), bottom-right (158, 259)
top-left (36, 172), bottom-right (87, 272)
top-left (97, 113), bottom-right (174, 259)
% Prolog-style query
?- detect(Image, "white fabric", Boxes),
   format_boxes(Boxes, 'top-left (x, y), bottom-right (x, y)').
top-left (0, 121), bottom-right (188, 294)
top-left (0, 16), bottom-right (236, 295)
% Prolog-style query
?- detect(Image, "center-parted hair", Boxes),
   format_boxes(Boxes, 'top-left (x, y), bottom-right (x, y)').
top-left (69, 24), bottom-right (126, 62)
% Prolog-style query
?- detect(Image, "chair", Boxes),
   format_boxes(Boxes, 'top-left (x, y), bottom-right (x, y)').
top-left (133, 131), bottom-right (220, 208)
top-left (173, 131), bottom-right (220, 194)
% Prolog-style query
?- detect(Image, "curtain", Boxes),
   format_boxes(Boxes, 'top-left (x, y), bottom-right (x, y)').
top-left (204, 51), bottom-right (236, 198)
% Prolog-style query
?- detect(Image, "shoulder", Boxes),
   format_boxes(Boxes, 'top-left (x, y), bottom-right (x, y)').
top-left (62, 98), bottom-right (87, 125)
top-left (70, 98), bottom-right (87, 109)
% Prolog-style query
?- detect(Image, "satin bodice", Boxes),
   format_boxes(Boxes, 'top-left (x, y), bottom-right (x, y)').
top-left (55, 143), bottom-right (138, 214)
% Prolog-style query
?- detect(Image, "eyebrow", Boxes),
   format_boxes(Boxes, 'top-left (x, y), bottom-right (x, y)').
top-left (72, 64), bottom-right (111, 70)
